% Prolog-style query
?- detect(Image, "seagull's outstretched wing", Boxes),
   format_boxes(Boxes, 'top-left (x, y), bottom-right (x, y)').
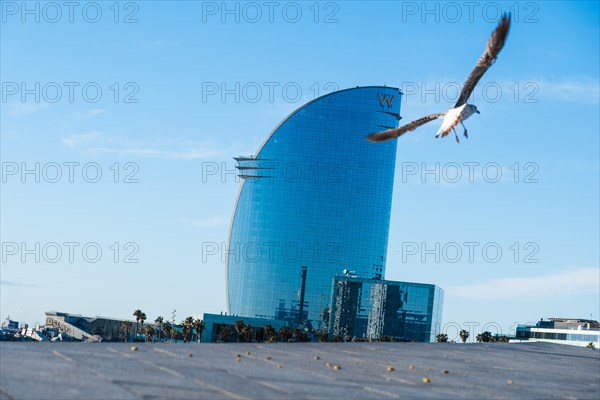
top-left (454, 13), bottom-right (511, 108)
top-left (366, 113), bottom-right (445, 142)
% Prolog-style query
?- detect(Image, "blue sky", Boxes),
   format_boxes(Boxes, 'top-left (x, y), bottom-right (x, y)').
top-left (1, 1), bottom-right (598, 340)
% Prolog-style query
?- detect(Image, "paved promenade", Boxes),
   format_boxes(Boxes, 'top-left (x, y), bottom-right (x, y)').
top-left (1, 341), bottom-right (599, 399)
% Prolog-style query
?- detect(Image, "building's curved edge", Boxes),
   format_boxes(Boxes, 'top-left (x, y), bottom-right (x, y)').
top-left (225, 177), bottom-right (246, 314)
top-left (252, 86), bottom-right (402, 160)
top-left (225, 85), bottom-right (401, 314)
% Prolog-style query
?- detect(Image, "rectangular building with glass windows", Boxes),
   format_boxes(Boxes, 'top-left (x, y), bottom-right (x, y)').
top-left (515, 318), bottom-right (600, 348)
top-left (328, 275), bottom-right (443, 342)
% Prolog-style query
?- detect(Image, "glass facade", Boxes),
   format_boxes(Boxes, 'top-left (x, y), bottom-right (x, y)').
top-left (328, 276), bottom-right (444, 342)
top-left (516, 329), bottom-right (599, 343)
top-left (227, 86), bottom-right (402, 329)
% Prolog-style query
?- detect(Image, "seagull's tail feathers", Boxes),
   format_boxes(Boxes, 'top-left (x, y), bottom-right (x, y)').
top-left (435, 125), bottom-right (452, 139)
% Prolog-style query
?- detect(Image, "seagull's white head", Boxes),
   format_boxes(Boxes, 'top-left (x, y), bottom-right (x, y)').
top-left (464, 104), bottom-right (480, 120)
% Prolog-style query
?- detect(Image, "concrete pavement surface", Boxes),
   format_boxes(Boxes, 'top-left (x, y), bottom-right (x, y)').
top-left (1, 341), bottom-right (599, 399)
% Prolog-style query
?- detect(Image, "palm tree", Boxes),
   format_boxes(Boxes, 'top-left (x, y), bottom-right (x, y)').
top-left (293, 328), bottom-right (309, 342)
top-left (181, 325), bottom-right (191, 343)
top-left (241, 323), bottom-right (253, 343)
top-left (279, 326), bottom-right (292, 342)
top-left (144, 325), bottom-right (154, 342)
top-left (180, 317), bottom-right (193, 343)
top-left (192, 319), bottom-right (205, 343)
top-left (234, 320), bottom-right (246, 342)
top-left (181, 317), bottom-right (194, 343)
top-left (133, 310), bottom-right (143, 335)
top-left (436, 333), bottom-right (449, 342)
top-left (459, 329), bottom-right (470, 343)
top-left (122, 321), bottom-right (132, 342)
top-left (220, 325), bottom-right (232, 342)
top-left (171, 324), bottom-right (179, 342)
top-left (155, 316), bottom-right (164, 341)
top-left (263, 325), bottom-right (278, 343)
top-left (139, 312), bottom-right (147, 335)
top-left (316, 330), bottom-right (329, 342)
top-left (476, 331), bottom-right (492, 343)
top-left (163, 322), bottom-right (172, 342)
top-left (482, 331), bottom-right (492, 342)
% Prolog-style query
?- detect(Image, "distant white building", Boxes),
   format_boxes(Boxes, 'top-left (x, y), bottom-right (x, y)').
top-left (515, 318), bottom-right (599, 348)
top-left (45, 311), bottom-right (153, 342)
top-left (1, 317), bottom-right (19, 331)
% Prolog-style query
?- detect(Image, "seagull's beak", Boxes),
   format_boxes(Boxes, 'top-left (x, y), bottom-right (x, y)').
top-left (476, 110), bottom-right (481, 114)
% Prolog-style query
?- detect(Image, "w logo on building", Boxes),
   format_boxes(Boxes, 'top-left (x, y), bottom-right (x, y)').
top-left (378, 93), bottom-right (395, 108)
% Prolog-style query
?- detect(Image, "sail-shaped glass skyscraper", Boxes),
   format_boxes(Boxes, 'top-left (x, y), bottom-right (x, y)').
top-left (227, 86), bottom-right (403, 329)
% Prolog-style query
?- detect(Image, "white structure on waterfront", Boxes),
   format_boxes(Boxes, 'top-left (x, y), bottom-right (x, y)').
top-left (515, 318), bottom-right (599, 348)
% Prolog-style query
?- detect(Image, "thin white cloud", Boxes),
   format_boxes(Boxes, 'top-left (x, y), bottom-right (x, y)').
top-left (61, 131), bottom-right (230, 160)
top-left (536, 77), bottom-right (600, 104)
top-left (446, 267), bottom-right (600, 300)
top-left (2, 102), bottom-right (50, 117)
top-left (62, 131), bottom-right (103, 149)
top-left (1, 280), bottom-right (37, 288)
top-left (92, 146), bottom-right (225, 160)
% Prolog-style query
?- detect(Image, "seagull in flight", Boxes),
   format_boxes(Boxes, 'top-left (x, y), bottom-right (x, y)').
top-left (367, 14), bottom-right (511, 143)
